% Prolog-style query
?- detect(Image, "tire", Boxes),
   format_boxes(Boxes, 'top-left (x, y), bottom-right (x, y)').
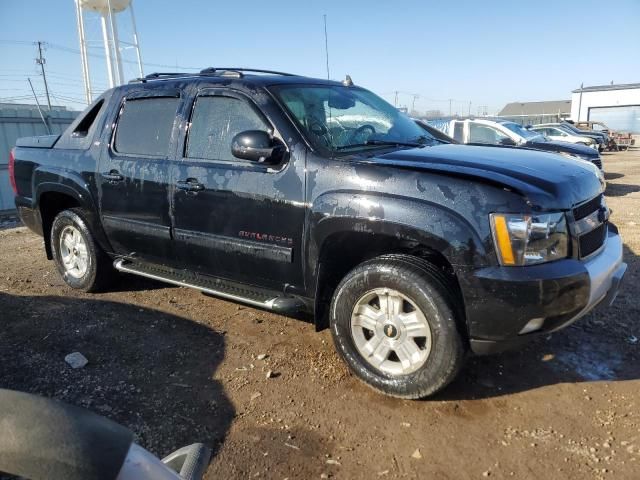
top-left (330, 254), bottom-right (466, 399)
top-left (50, 208), bottom-right (113, 292)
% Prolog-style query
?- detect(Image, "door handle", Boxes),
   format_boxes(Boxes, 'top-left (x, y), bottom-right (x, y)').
top-left (102, 170), bottom-right (124, 182)
top-left (176, 178), bottom-right (205, 192)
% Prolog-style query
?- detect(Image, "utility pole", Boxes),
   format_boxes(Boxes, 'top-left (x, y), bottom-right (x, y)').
top-left (448, 99), bottom-right (452, 116)
top-left (468, 101), bottom-right (472, 116)
top-left (35, 41), bottom-right (52, 111)
top-left (411, 94), bottom-right (419, 114)
top-left (577, 82), bottom-right (584, 121)
top-left (394, 91), bottom-right (399, 107)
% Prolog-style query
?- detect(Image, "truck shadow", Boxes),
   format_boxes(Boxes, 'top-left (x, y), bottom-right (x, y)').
top-left (437, 243), bottom-right (639, 401)
top-left (0, 292), bottom-right (234, 462)
top-left (605, 182), bottom-right (640, 197)
top-left (604, 172), bottom-right (624, 180)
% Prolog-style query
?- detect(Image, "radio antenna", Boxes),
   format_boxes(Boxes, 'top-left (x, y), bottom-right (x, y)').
top-left (323, 14), bottom-right (330, 80)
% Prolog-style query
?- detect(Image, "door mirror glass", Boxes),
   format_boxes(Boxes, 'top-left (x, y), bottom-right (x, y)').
top-left (232, 130), bottom-right (284, 163)
top-left (499, 137), bottom-right (516, 146)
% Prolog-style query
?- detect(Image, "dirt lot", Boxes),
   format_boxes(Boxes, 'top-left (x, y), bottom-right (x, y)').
top-left (1, 150), bottom-right (639, 479)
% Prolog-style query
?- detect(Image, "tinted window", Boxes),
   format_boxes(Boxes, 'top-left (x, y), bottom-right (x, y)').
top-left (114, 97), bottom-right (179, 156)
top-left (187, 96), bottom-right (269, 161)
top-left (73, 99), bottom-right (104, 138)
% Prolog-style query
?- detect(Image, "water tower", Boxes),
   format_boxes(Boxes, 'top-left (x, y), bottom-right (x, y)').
top-left (74, 0), bottom-right (144, 104)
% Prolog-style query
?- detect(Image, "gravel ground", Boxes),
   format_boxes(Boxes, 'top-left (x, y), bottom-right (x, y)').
top-left (1, 149), bottom-right (639, 479)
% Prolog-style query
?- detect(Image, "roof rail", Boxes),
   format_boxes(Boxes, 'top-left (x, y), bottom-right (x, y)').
top-left (129, 68), bottom-right (298, 84)
top-left (129, 72), bottom-right (194, 83)
top-left (199, 67), bottom-right (297, 77)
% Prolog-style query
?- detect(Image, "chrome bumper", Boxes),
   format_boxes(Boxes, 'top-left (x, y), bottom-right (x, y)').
top-left (552, 226), bottom-right (626, 331)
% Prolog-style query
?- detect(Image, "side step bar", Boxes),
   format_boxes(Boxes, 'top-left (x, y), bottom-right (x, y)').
top-left (113, 259), bottom-right (305, 314)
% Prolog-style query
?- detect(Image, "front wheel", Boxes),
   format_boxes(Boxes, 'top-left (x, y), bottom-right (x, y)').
top-left (330, 254), bottom-right (465, 399)
top-left (51, 208), bottom-right (113, 292)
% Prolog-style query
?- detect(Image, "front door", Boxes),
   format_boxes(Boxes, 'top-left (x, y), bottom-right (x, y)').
top-left (98, 89), bottom-right (182, 263)
top-left (171, 88), bottom-right (306, 290)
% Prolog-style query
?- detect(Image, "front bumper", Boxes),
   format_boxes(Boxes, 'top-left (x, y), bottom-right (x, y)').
top-left (462, 225), bottom-right (626, 355)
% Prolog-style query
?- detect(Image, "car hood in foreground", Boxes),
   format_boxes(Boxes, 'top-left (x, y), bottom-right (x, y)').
top-left (365, 144), bottom-right (603, 208)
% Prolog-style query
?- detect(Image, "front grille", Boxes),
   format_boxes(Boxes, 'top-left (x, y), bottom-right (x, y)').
top-left (592, 158), bottom-right (602, 170)
top-left (573, 194), bottom-right (603, 221)
top-left (572, 194), bottom-right (607, 258)
top-left (579, 223), bottom-right (607, 257)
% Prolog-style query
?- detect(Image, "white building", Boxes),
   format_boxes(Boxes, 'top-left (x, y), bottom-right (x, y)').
top-left (571, 83), bottom-right (640, 133)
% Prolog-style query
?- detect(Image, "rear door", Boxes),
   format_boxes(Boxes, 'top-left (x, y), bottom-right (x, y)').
top-left (98, 89), bottom-right (182, 263)
top-left (170, 87), bottom-right (306, 290)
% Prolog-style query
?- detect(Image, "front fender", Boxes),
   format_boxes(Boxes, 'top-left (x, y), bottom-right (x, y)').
top-left (306, 191), bottom-right (490, 281)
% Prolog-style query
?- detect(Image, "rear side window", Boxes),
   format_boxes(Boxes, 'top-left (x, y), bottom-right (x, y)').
top-left (186, 96), bottom-right (269, 161)
top-left (73, 99), bottom-right (104, 138)
top-left (114, 97), bottom-right (179, 156)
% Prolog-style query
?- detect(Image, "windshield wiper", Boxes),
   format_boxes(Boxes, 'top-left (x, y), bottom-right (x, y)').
top-left (335, 139), bottom-right (425, 150)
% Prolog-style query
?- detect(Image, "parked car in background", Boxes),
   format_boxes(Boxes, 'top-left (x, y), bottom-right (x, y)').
top-left (573, 121), bottom-right (635, 151)
top-left (414, 118), bottom-right (458, 143)
top-left (560, 121), bottom-right (610, 150)
top-left (433, 118), bottom-right (603, 170)
top-left (9, 68), bottom-right (624, 398)
top-left (529, 124), bottom-right (600, 150)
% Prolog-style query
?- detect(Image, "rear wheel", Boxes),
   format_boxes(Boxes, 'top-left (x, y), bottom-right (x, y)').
top-left (330, 254), bottom-right (466, 399)
top-left (51, 208), bottom-right (113, 292)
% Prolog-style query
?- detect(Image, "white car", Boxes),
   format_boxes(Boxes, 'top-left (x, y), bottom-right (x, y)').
top-left (529, 125), bottom-right (598, 149)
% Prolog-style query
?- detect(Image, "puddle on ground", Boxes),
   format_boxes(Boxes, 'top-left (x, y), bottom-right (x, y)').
top-left (552, 342), bottom-right (623, 381)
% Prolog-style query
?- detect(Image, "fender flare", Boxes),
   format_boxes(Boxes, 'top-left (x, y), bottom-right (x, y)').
top-left (305, 191), bottom-right (490, 327)
top-left (33, 168), bottom-right (112, 258)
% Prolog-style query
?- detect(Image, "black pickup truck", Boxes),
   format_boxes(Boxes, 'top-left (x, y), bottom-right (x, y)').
top-left (9, 68), bottom-right (626, 399)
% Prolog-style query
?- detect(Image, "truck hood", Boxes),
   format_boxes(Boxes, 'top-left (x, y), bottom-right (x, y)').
top-left (366, 144), bottom-right (604, 209)
top-left (524, 139), bottom-right (600, 158)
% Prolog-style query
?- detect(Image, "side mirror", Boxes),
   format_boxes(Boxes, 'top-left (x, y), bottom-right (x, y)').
top-left (499, 137), bottom-right (516, 146)
top-left (231, 130), bottom-right (284, 163)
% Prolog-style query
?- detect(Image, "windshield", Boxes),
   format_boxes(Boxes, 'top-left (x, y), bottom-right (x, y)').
top-left (501, 122), bottom-right (544, 141)
top-left (270, 85), bottom-right (438, 154)
top-left (561, 123), bottom-right (581, 133)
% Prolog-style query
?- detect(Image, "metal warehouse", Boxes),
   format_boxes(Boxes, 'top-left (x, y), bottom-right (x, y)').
top-left (571, 83), bottom-right (640, 134)
top-left (0, 104), bottom-right (78, 213)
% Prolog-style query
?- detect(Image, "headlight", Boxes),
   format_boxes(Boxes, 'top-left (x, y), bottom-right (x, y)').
top-left (490, 212), bottom-right (569, 266)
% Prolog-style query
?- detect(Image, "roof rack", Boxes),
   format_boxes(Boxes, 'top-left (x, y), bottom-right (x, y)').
top-left (129, 72), bottom-right (194, 83)
top-left (129, 67), bottom-right (298, 84)
top-left (199, 67), bottom-right (297, 77)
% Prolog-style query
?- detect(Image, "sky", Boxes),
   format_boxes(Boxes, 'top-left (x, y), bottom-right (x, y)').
top-left (1, 0), bottom-right (639, 114)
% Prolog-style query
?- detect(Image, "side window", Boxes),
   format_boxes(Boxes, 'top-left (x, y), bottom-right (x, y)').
top-left (114, 97), bottom-right (179, 156)
top-left (72, 99), bottom-right (104, 138)
top-left (469, 124), bottom-right (510, 144)
top-left (186, 96), bottom-right (269, 161)
top-left (551, 128), bottom-right (566, 136)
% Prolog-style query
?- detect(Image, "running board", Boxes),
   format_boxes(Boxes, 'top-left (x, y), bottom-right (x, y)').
top-left (113, 258), bottom-right (305, 313)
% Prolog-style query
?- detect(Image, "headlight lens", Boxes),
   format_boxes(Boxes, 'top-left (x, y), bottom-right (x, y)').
top-left (490, 212), bottom-right (569, 266)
